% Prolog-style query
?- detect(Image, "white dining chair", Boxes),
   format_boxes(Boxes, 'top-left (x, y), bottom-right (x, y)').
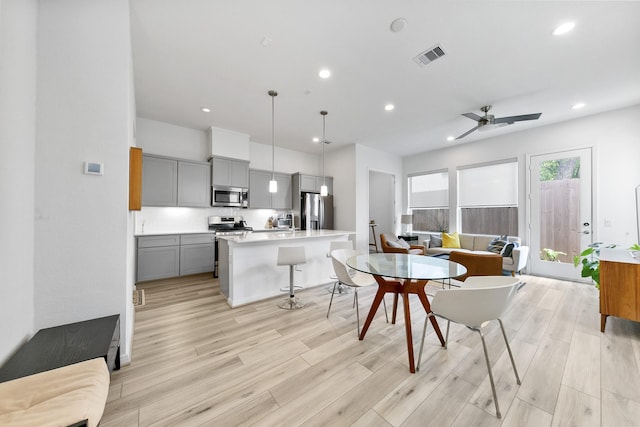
top-left (329, 249), bottom-right (388, 335)
top-left (326, 240), bottom-right (354, 295)
top-left (416, 275), bottom-right (522, 419)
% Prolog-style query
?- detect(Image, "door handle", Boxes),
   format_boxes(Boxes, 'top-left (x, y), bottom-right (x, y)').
top-left (579, 230), bottom-right (591, 234)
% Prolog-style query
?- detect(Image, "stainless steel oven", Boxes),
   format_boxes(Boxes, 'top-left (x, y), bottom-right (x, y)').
top-left (211, 186), bottom-right (248, 208)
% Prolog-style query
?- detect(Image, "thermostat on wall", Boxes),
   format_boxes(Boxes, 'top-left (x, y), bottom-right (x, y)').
top-left (84, 161), bottom-right (104, 176)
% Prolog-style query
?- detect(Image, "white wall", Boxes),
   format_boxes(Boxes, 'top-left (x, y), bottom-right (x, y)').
top-left (404, 104), bottom-right (640, 248)
top-left (136, 117), bottom-right (321, 175)
top-left (136, 117), bottom-right (209, 161)
top-left (34, 0), bottom-right (134, 361)
top-left (354, 145), bottom-right (404, 250)
top-left (0, 0), bottom-right (37, 364)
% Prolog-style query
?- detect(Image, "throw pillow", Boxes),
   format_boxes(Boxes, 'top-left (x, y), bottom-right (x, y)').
top-left (397, 239), bottom-right (411, 249)
top-left (487, 235), bottom-right (508, 254)
top-left (386, 240), bottom-right (402, 248)
top-left (430, 235), bottom-right (442, 248)
top-left (442, 232), bottom-right (461, 249)
top-left (501, 241), bottom-right (520, 257)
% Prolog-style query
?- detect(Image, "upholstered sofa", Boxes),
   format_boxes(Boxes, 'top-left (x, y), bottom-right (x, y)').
top-left (425, 232), bottom-right (529, 275)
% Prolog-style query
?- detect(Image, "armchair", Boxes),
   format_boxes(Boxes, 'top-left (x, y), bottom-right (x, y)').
top-left (380, 233), bottom-right (424, 255)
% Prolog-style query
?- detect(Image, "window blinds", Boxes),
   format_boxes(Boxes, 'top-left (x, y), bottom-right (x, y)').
top-left (458, 161), bottom-right (518, 207)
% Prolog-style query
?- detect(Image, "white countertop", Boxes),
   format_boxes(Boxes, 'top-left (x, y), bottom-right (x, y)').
top-left (135, 230), bottom-right (216, 237)
top-left (600, 248), bottom-right (640, 264)
top-left (217, 229), bottom-right (354, 244)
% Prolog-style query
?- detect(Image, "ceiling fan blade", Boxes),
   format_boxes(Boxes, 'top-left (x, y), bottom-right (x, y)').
top-left (455, 126), bottom-right (479, 140)
top-left (494, 112), bottom-right (541, 124)
top-left (462, 112), bottom-right (483, 121)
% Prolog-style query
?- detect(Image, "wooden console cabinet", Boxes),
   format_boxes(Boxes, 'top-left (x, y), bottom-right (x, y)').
top-left (599, 249), bottom-right (640, 332)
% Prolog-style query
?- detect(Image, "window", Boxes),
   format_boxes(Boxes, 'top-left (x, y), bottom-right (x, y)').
top-left (408, 170), bottom-right (449, 232)
top-left (458, 160), bottom-right (518, 235)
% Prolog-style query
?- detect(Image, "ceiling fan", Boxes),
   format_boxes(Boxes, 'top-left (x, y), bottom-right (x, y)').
top-left (455, 105), bottom-right (542, 140)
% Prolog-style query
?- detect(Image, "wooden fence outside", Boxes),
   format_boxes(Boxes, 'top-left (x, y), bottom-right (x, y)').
top-left (539, 178), bottom-right (581, 263)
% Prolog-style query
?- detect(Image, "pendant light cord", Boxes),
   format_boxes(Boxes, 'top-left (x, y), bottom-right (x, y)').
top-left (271, 93), bottom-right (275, 180)
top-left (321, 111), bottom-right (327, 185)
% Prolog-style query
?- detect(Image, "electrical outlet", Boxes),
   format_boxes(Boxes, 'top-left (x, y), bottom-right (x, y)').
top-left (604, 219), bottom-right (612, 227)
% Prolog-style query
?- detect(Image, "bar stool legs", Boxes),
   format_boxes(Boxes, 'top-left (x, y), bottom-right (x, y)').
top-left (277, 246), bottom-right (307, 310)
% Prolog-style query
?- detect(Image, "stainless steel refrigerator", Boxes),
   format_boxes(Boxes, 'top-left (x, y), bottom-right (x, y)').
top-left (301, 192), bottom-right (333, 230)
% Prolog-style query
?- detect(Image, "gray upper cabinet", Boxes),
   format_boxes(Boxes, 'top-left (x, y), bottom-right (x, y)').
top-left (142, 155), bottom-right (178, 206)
top-left (272, 172), bottom-right (292, 209)
top-left (249, 169), bottom-right (272, 208)
top-left (249, 169), bottom-right (292, 209)
top-left (294, 173), bottom-right (333, 195)
top-left (142, 154), bottom-right (210, 207)
top-left (177, 161), bottom-right (210, 207)
top-left (211, 156), bottom-right (249, 188)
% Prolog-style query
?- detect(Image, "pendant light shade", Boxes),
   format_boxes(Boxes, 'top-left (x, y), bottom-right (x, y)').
top-left (320, 110), bottom-right (328, 197)
top-left (268, 90), bottom-right (278, 193)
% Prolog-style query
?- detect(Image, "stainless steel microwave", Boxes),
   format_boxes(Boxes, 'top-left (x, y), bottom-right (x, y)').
top-left (211, 186), bottom-right (248, 208)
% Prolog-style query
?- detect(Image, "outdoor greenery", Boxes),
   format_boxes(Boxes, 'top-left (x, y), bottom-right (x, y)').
top-left (573, 242), bottom-right (617, 289)
top-left (540, 247), bottom-right (567, 262)
top-left (540, 157), bottom-right (581, 181)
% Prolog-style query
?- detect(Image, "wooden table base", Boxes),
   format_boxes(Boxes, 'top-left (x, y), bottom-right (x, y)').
top-left (358, 276), bottom-right (445, 373)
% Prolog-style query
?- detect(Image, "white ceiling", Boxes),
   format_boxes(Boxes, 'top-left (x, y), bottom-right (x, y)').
top-left (130, 1), bottom-right (640, 156)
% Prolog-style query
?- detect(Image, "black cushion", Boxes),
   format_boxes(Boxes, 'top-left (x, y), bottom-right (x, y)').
top-left (487, 235), bottom-right (508, 254)
top-left (501, 241), bottom-right (520, 257)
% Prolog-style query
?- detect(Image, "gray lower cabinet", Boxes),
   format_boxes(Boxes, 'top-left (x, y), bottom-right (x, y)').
top-left (137, 235), bottom-right (180, 282)
top-left (179, 234), bottom-right (215, 275)
top-left (137, 234), bottom-right (214, 282)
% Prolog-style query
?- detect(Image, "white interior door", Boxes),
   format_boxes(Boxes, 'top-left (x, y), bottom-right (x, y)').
top-left (528, 148), bottom-right (593, 280)
top-left (369, 171), bottom-right (395, 236)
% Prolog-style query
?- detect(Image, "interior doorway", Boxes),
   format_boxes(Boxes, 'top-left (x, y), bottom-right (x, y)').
top-left (369, 171), bottom-right (395, 252)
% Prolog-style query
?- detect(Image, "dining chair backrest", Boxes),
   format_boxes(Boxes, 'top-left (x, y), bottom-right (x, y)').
top-left (329, 240), bottom-right (353, 253)
top-left (431, 276), bottom-right (521, 329)
top-left (331, 249), bottom-right (362, 286)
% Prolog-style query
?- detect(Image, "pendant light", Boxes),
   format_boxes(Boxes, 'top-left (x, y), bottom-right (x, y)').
top-left (320, 110), bottom-right (328, 197)
top-left (268, 90), bottom-right (278, 193)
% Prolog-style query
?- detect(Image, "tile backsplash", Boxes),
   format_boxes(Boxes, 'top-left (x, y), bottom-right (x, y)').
top-left (135, 207), bottom-right (292, 234)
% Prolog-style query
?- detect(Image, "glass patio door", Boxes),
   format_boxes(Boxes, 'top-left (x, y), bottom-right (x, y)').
top-left (528, 148), bottom-right (593, 280)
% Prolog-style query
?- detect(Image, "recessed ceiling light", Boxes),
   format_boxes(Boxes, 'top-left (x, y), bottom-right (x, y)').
top-left (201, 107), bottom-right (211, 113)
top-left (572, 102), bottom-right (586, 110)
top-left (390, 18), bottom-right (407, 33)
top-left (312, 137), bottom-right (320, 143)
top-left (446, 136), bottom-right (455, 142)
top-left (318, 69), bottom-right (331, 79)
top-left (553, 22), bottom-right (575, 36)
top-left (384, 104), bottom-right (395, 111)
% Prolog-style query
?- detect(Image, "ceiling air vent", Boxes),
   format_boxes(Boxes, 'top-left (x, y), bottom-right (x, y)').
top-left (413, 44), bottom-right (446, 67)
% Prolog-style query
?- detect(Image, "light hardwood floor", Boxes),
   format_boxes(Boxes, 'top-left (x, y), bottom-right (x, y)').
top-left (102, 273), bottom-right (640, 426)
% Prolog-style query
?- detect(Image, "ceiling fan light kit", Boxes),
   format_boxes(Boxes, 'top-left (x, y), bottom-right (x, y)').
top-left (455, 105), bottom-right (542, 140)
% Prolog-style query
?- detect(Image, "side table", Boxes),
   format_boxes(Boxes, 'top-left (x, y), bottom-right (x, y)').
top-left (0, 314), bottom-right (120, 383)
top-left (398, 235), bottom-right (418, 242)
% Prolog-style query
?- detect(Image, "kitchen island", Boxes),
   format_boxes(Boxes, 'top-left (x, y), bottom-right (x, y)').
top-left (217, 230), bottom-right (354, 307)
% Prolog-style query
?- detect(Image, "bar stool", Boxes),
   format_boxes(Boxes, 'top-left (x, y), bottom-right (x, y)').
top-left (277, 246), bottom-right (307, 310)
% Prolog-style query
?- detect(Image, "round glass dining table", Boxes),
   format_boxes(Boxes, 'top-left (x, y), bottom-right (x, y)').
top-left (346, 253), bottom-right (467, 373)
